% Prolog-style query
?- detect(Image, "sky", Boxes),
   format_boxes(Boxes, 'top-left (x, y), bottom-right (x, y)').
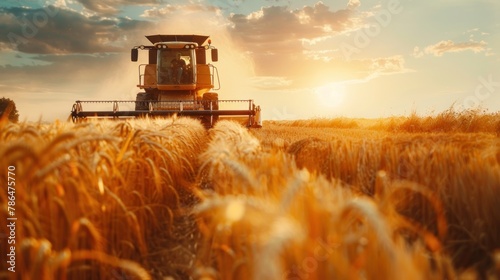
top-left (0, 0), bottom-right (499, 121)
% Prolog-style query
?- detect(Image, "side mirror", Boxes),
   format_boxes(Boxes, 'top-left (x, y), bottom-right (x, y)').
top-left (211, 48), bottom-right (218, 62)
top-left (131, 48), bottom-right (138, 62)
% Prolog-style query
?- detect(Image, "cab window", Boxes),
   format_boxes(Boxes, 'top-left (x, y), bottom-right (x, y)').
top-left (158, 49), bottom-right (193, 84)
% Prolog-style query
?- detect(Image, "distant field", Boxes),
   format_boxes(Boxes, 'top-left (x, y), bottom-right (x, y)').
top-left (1, 112), bottom-right (499, 279)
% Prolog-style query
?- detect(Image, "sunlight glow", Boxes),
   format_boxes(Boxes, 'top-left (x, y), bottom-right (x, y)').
top-left (314, 83), bottom-right (346, 108)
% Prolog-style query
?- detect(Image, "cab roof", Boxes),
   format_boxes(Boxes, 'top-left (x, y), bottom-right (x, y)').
top-left (146, 35), bottom-right (209, 46)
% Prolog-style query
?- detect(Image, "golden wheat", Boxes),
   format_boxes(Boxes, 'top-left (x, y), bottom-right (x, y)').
top-left (1, 112), bottom-right (499, 279)
top-left (0, 117), bottom-right (205, 279)
top-left (194, 120), bottom-right (466, 280)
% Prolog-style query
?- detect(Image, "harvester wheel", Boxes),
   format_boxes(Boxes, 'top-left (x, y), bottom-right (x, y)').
top-left (202, 92), bottom-right (219, 128)
top-left (135, 92), bottom-right (148, 111)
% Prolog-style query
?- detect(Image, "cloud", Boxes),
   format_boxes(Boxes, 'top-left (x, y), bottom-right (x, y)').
top-left (248, 53), bottom-right (409, 90)
top-left (249, 76), bottom-right (293, 90)
top-left (141, 3), bottom-right (219, 18)
top-left (228, 2), bottom-right (362, 51)
top-left (222, 2), bottom-right (374, 88)
top-left (0, 6), bottom-right (152, 54)
top-left (75, 0), bottom-right (160, 15)
top-left (222, 2), bottom-right (410, 89)
top-left (302, 49), bottom-right (337, 62)
top-left (347, 0), bottom-right (361, 10)
top-left (369, 55), bottom-right (406, 75)
top-left (424, 39), bottom-right (487, 57)
top-left (411, 46), bottom-right (424, 58)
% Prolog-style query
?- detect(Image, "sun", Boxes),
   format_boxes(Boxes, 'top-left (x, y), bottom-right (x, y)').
top-left (314, 83), bottom-right (346, 108)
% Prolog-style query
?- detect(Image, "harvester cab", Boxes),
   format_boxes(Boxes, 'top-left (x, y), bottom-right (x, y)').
top-left (71, 34), bottom-right (262, 128)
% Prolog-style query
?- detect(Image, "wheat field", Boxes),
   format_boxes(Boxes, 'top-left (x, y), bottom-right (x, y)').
top-left (1, 111), bottom-right (499, 279)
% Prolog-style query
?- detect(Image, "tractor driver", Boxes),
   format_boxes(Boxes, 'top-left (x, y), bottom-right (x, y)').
top-left (170, 53), bottom-right (186, 84)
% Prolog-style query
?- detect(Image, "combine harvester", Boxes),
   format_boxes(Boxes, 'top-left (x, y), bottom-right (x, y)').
top-left (71, 34), bottom-right (262, 128)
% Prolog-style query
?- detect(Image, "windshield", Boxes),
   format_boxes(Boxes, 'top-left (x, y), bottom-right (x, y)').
top-left (157, 49), bottom-right (194, 85)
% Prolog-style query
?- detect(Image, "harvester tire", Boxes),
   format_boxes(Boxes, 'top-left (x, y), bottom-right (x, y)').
top-left (202, 92), bottom-right (219, 128)
top-left (135, 92), bottom-right (148, 111)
